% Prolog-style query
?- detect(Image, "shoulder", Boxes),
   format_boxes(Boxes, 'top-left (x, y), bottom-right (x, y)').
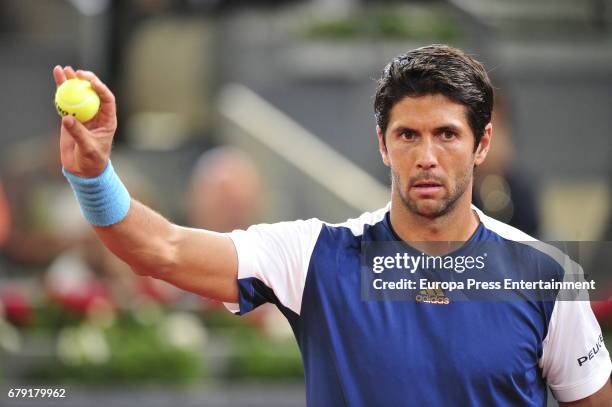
top-left (474, 205), bottom-right (567, 267)
top-left (229, 203), bottom-right (390, 253)
top-left (323, 203), bottom-right (390, 238)
top-left (474, 205), bottom-right (537, 242)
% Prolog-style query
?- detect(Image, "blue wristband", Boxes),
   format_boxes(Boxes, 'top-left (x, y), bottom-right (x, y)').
top-left (62, 161), bottom-right (131, 227)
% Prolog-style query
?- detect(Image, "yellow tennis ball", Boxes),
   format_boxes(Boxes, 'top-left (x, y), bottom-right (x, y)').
top-left (55, 78), bottom-right (101, 123)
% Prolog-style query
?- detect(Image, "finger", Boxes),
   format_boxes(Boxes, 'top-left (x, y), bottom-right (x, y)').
top-left (62, 115), bottom-right (93, 149)
top-left (77, 70), bottom-right (116, 117)
top-left (53, 65), bottom-right (66, 86)
top-left (64, 66), bottom-right (77, 79)
top-left (75, 69), bottom-right (99, 82)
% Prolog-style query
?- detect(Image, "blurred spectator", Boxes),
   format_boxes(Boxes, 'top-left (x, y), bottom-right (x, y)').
top-left (187, 146), bottom-right (263, 232)
top-left (472, 95), bottom-right (540, 237)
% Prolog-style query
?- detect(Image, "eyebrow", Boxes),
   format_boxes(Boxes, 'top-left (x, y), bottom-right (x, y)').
top-left (433, 125), bottom-right (462, 134)
top-left (391, 124), bottom-right (464, 134)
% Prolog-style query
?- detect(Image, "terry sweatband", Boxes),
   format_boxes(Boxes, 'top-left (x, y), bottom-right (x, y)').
top-left (62, 161), bottom-right (131, 226)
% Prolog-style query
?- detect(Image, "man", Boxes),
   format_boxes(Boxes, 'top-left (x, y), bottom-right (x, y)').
top-left (54, 45), bottom-right (611, 406)
top-left (186, 146), bottom-right (263, 233)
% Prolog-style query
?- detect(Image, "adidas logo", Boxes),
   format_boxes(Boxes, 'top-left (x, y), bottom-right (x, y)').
top-left (415, 288), bottom-right (450, 305)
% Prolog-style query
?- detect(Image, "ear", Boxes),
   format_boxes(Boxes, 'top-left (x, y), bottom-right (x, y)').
top-left (474, 122), bottom-right (492, 166)
top-left (376, 125), bottom-right (390, 167)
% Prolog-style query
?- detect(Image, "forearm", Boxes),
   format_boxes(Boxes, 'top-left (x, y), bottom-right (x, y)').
top-left (93, 199), bottom-right (179, 278)
top-left (96, 200), bottom-right (239, 302)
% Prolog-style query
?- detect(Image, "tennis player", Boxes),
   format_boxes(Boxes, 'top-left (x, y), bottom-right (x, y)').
top-left (54, 45), bottom-right (611, 406)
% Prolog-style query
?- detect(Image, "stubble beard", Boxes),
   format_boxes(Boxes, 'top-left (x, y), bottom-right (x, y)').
top-left (391, 166), bottom-right (473, 220)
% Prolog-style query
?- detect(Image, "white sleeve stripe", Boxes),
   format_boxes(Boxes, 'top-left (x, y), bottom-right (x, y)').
top-left (222, 229), bottom-right (271, 314)
top-left (231, 229), bottom-right (261, 281)
top-left (223, 234), bottom-right (247, 314)
top-left (550, 360), bottom-right (612, 402)
top-left (223, 301), bottom-right (240, 314)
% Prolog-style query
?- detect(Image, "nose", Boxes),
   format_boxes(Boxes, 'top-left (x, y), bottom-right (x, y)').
top-left (414, 137), bottom-right (438, 170)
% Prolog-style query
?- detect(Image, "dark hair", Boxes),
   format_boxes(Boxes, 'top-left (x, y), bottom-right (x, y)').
top-left (374, 45), bottom-right (494, 147)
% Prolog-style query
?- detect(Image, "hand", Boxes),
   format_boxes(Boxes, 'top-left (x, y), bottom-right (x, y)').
top-left (53, 66), bottom-right (117, 178)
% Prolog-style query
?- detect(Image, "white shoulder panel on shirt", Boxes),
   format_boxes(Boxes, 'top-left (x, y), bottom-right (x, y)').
top-left (327, 202), bottom-right (390, 237)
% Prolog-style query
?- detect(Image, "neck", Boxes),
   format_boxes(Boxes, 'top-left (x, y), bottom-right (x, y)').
top-left (389, 191), bottom-right (480, 243)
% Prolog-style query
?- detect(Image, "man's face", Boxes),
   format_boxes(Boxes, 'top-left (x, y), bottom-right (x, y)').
top-left (377, 94), bottom-right (491, 219)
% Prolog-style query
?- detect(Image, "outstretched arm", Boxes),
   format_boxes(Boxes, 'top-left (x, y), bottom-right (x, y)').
top-left (53, 66), bottom-right (238, 303)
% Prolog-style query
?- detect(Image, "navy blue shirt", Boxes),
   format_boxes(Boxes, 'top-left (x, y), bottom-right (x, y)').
top-left (225, 205), bottom-right (611, 406)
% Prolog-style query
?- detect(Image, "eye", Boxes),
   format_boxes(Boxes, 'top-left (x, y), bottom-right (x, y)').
top-left (400, 130), bottom-right (416, 141)
top-left (441, 130), bottom-right (457, 141)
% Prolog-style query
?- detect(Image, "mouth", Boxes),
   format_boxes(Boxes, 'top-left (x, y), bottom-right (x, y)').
top-left (411, 180), bottom-right (443, 196)
top-left (413, 180), bottom-right (442, 188)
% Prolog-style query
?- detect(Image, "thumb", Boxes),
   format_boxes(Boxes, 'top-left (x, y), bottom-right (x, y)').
top-left (62, 115), bottom-right (91, 147)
